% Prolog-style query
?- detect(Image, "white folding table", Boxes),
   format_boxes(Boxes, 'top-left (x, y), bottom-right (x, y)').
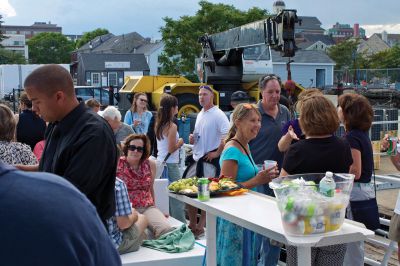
top-left (170, 190), bottom-right (374, 266)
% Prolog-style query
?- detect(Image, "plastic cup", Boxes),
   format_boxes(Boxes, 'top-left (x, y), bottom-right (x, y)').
top-left (264, 160), bottom-right (277, 170)
top-left (256, 164), bottom-right (264, 172)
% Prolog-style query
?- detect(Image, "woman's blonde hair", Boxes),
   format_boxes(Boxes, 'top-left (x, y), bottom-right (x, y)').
top-left (225, 103), bottom-right (261, 143)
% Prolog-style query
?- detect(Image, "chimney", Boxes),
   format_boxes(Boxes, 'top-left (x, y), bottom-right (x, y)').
top-left (353, 23), bottom-right (359, 37)
top-left (382, 31), bottom-right (388, 43)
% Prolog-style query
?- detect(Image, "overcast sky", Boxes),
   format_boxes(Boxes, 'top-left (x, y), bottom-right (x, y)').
top-left (1, 0), bottom-right (399, 38)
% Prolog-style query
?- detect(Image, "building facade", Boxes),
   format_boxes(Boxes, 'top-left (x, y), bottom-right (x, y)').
top-left (1, 34), bottom-right (29, 59)
top-left (1, 22), bottom-right (62, 39)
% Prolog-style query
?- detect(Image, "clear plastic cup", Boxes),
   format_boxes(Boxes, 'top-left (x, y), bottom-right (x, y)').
top-left (264, 160), bottom-right (277, 170)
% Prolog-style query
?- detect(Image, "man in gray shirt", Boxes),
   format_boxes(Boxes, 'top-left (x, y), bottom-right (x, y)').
top-left (102, 106), bottom-right (134, 143)
top-left (249, 74), bottom-right (290, 266)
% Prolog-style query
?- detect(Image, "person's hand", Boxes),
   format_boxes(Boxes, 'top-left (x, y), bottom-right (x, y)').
top-left (189, 134), bottom-right (194, 145)
top-left (204, 151), bottom-right (219, 162)
top-left (256, 165), bottom-right (279, 184)
top-left (177, 138), bottom-right (184, 147)
top-left (381, 134), bottom-right (390, 151)
top-left (288, 125), bottom-right (299, 140)
top-left (133, 119), bottom-right (141, 127)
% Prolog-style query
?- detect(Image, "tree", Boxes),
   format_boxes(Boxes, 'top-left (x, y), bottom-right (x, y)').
top-left (76, 28), bottom-right (109, 49)
top-left (327, 39), bottom-right (368, 70)
top-left (0, 48), bottom-right (26, 64)
top-left (27, 32), bottom-right (74, 64)
top-left (368, 45), bottom-right (400, 69)
top-left (159, 1), bottom-right (269, 81)
top-left (0, 15), bottom-right (7, 47)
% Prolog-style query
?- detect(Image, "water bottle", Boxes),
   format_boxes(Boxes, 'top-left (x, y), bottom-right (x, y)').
top-left (319, 171), bottom-right (335, 197)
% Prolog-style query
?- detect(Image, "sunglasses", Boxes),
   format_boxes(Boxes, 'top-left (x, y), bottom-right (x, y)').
top-left (199, 85), bottom-right (213, 92)
top-left (127, 145), bottom-right (144, 153)
top-left (139, 98), bottom-right (148, 103)
top-left (262, 75), bottom-right (280, 83)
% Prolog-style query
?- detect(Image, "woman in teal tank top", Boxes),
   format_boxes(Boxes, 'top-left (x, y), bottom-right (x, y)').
top-left (217, 103), bottom-right (279, 266)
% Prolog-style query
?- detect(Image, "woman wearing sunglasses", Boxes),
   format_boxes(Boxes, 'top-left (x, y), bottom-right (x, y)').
top-left (155, 94), bottom-right (185, 222)
top-left (124, 93), bottom-right (153, 134)
top-left (117, 134), bottom-right (173, 239)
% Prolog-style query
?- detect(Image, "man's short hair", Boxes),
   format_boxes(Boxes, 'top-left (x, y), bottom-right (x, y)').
top-left (24, 64), bottom-right (74, 97)
top-left (299, 95), bottom-right (339, 136)
top-left (259, 74), bottom-right (281, 90)
top-left (102, 106), bottom-right (121, 121)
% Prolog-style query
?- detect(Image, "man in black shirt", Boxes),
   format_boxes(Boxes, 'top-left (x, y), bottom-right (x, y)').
top-left (20, 64), bottom-right (118, 224)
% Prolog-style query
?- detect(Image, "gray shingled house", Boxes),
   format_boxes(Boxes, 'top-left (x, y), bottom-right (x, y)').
top-left (74, 53), bottom-right (149, 87)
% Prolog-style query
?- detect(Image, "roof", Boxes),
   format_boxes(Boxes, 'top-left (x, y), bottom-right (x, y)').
top-left (358, 34), bottom-right (390, 56)
top-left (135, 42), bottom-right (164, 54)
top-left (271, 49), bottom-right (335, 64)
top-left (296, 34), bottom-right (335, 49)
top-left (296, 16), bottom-right (324, 31)
top-left (78, 53), bottom-right (149, 71)
top-left (77, 32), bottom-right (147, 53)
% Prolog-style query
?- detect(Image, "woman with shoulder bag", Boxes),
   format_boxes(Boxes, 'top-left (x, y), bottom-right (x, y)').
top-left (124, 93), bottom-right (153, 134)
top-left (155, 94), bottom-right (185, 223)
top-left (338, 93), bottom-right (379, 266)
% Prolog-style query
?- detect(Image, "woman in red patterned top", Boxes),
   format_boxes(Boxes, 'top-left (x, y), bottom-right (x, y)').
top-left (118, 134), bottom-right (173, 239)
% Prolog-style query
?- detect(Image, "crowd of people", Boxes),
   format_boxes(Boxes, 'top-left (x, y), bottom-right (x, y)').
top-left (0, 64), bottom-right (399, 266)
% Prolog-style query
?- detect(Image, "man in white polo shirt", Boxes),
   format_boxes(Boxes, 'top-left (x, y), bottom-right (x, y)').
top-left (184, 85), bottom-right (230, 238)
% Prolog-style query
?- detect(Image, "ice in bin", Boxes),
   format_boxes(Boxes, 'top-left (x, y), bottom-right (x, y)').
top-left (269, 173), bottom-right (354, 236)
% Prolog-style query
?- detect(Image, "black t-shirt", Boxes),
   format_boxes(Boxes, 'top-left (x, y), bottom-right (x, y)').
top-left (345, 129), bottom-right (373, 183)
top-left (39, 103), bottom-right (118, 222)
top-left (16, 109), bottom-right (46, 150)
top-left (0, 164), bottom-right (121, 266)
top-left (282, 136), bottom-right (353, 175)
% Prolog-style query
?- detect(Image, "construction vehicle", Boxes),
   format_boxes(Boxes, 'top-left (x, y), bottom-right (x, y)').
top-left (118, 9), bottom-right (301, 115)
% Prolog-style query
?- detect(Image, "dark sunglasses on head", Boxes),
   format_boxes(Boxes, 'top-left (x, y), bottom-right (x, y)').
top-left (127, 145), bottom-right (144, 153)
top-left (139, 98), bottom-right (148, 103)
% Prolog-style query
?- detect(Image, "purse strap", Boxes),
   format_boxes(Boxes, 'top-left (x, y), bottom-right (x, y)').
top-left (163, 153), bottom-right (171, 163)
top-left (230, 138), bottom-right (257, 176)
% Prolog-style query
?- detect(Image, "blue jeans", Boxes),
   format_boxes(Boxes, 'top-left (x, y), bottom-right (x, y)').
top-left (167, 163), bottom-right (186, 223)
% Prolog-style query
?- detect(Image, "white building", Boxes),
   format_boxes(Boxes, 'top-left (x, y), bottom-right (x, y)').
top-left (1, 34), bottom-right (29, 59)
top-left (272, 50), bottom-right (336, 88)
top-left (135, 41), bottom-right (165, 75)
top-left (0, 64), bottom-right (69, 97)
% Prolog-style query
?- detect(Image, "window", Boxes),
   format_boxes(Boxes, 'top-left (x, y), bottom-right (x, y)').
top-left (108, 72), bottom-right (117, 86)
top-left (243, 45), bottom-right (271, 60)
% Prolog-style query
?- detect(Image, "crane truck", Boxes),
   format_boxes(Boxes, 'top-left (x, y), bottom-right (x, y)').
top-left (118, 9), bottom-right (301, 116)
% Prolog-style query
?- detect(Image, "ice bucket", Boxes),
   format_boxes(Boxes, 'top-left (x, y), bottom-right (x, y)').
top-left (269, 173), bottom-right (354, 236)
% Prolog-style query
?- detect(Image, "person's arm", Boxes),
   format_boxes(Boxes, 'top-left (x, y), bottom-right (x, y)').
top-left (143, 111), bottom-right (152, 134)
top-left (278, 126), bottom-right (299, 152)
top-left (167, 123), bottom-right (184, 154)
top-left (349, 148), bottom-right (362, 180)
top-left (123, 110), bottom-right (131, 125)
top-left (390, 154), bottom-right (400, 171)
top-left (149, 159), bottom-right (156, 201)
top-left (62, 129), bottom-right (118, 199)
top-left (279, 168), bottom-right (290, 177)
top-left (116, 209), bottom-right (139, 230)
top-left (205, 139), bottom-right (225, 162)
top-left (14, 164), bottom-right (39, 172)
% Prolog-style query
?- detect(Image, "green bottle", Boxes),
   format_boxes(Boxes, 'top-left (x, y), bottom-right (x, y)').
top-left (198, 178), bottom-right (210, 201)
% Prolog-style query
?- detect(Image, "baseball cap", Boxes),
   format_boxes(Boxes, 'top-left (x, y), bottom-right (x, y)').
top-left (231, 91), bottom-right (250, 102)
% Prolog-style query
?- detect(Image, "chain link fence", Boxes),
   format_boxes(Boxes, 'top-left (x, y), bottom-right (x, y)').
top-left (334, 68), bottom-right (400, 88)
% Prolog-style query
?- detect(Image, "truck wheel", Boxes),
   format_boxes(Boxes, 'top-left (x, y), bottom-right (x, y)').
top-left (177, 94), bottom-right (201, 116)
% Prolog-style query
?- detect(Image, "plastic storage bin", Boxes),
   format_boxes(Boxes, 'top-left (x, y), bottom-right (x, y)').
top-left (269, 173), bottom-right (355, 236)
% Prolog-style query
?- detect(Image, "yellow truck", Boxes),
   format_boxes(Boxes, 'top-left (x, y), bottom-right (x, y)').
top-left (118, 75), bottom-right (226, 117)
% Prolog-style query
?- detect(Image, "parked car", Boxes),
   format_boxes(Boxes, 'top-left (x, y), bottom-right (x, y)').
top-left (75, 86), bottom-right (118, 106)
